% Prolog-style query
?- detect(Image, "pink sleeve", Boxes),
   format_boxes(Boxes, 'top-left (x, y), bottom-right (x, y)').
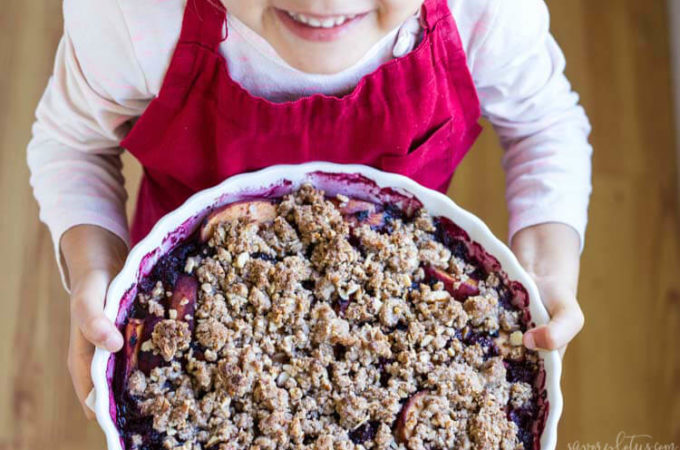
top-left (27, 0), bottom-right (153, 289)
top-left (461, 0), bottom-right (593, 249)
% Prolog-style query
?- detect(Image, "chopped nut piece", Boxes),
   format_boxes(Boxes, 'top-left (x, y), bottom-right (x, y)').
top-left (127, 370), bottom-right (147, 396)
top-left (184, 256), bottom-right (200, 274)
top-left (140, 340), bottom-right (153, 353)
top-left (510, 330), bottom-right (524, 346)
top-left (235, 252), bottom-right (249, 268)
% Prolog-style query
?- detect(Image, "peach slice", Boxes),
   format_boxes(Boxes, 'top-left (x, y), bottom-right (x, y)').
top-left (395, 391), bottom-right (428, 443)
top-left (138, 352), bottom-right (166, 375)
top-left (167, 274), bottom-right (198, 328)
top-left (137, 316), bottom-right (166, 375)
top-left (424, 266), bottom-right (456, 294)
top-left (363, 212), bottom-right (386, 228)
top-left (424, 266), bottom-right (480, 301)
top-left (332, 198), bottom-right (387, 228)
top-left (200, 200), bottom-right (277, 242)
top-left (334, 199), bottom-right (378, 215)
top-left (344, 211), bottom-right (386, 229)
top-left (453, 278), bottom-right (479, 301)
top-left (123, 318), bottom-right (144, 377)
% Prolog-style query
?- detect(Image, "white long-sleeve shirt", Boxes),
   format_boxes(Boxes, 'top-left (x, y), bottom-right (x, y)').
top-left (28, 0), bottom-right (592, 284)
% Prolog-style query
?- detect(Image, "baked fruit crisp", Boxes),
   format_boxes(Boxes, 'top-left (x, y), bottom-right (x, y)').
top-left (113, 185), bottom-right (548, 450)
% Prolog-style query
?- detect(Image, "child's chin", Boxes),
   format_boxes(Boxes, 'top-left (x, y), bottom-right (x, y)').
top-left (277, 36), bottom-right (382, 74)
top-left (285, 49), bottom-right (368, 74)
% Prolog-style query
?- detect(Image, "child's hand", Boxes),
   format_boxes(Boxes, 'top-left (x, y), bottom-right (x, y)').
top-left (510, 223), bottom-right (585, 355)
top-left (61, 225), bottom-right (128, 419)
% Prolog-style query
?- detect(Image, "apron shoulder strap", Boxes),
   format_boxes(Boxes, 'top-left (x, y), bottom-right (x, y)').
top-left (421, 0), bottom-right (453, 29)
top-left (178, 0), bottom-right (227, 50)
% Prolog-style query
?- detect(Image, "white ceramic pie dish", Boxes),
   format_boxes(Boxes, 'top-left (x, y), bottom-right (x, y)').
top-left (91, 162), bottom-right (563, 450)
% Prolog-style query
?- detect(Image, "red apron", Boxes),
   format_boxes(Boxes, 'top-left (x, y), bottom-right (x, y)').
top-left (121, 0), bottom-right (482, 244)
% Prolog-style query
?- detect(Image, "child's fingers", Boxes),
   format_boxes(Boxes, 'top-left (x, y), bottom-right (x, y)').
top-left (524, 300), bottom-right (585, 351)
top-left (67, 324), bottom-right (96, 420)
top-left (72, 298), bottom-right (123, 352)
top-left (70, 271), bottom-right (123, 353)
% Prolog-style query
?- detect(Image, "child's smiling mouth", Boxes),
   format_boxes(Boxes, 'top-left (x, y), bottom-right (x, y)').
top-left (284, 11), bottom-right (360, 27)
top-left (274, 8), bottom-right (370, 42)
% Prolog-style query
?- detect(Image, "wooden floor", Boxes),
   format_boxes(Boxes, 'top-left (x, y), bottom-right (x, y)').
top-left (1, 0), bottom-right (679, 448)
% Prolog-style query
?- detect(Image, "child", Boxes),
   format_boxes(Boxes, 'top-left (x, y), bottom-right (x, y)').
top-left (28, 0), bottom-right (590, 418)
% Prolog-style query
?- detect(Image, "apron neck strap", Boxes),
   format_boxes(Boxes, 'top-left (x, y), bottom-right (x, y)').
top-left (178, 0), bottom-right (227, 50)
top-left (421, 0), bottom-right (452, 29)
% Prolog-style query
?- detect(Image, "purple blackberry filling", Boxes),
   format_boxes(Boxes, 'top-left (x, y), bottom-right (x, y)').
top-left (113, 186), bottom-right (548, 449)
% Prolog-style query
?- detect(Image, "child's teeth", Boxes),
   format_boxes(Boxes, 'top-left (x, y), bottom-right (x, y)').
top-left (286, 11), bottom-right (354, 28)
top-left (288, 12), bottom-right (309, 24)
top-left (321, 18), bottom-right (336, 28)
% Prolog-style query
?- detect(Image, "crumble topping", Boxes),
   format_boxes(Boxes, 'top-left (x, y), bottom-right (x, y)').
top-left (151, 320), bottom-right (192, 362)
top-left (117, 185), bottom-right (545, 450)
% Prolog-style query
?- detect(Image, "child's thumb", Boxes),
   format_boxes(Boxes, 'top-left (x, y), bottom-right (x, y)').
top-left (524, 301), bottom-right (585, 351)
top-left (71, 273), bottom-right (124, 353)
top-left (79, 311), bottom-right (124, 353)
